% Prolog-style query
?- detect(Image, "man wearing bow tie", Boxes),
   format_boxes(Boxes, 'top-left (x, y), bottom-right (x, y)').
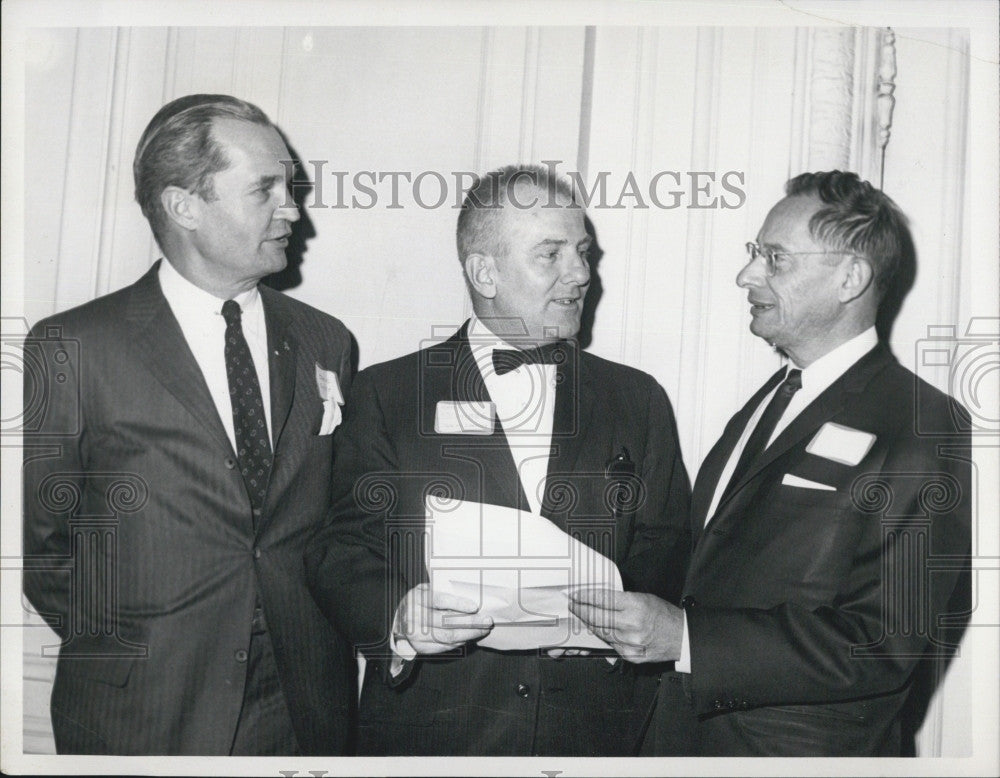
top-left (306, 164), bottom-right (691, 755)
top-left (22, 94), bottom-right (354, 754)
top-left (571, 171), bottom-right (972, 756)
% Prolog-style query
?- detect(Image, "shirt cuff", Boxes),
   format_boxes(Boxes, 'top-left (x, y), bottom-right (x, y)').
top-left (389, 606), bottom-right (417, 677)
top-left (675, 610), bottom-right (691, 673)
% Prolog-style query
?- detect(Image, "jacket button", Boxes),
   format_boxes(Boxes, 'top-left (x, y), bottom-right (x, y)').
top-left (516, 683), bottom-right (530, 698)
top-left (235, 649), bottom-right (248, 663)
top-left (224, 458), bottom-right (237, 470)
top-left (681, 595), bottom-right (696, 609)
top-left (253, 547), bottom-right (262, 559)
top-left (739, 700), bottom-right (751, 710)
top-left (714, 699), bottom-right (725, 710)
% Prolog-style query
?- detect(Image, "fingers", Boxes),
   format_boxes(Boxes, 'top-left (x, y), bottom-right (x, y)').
top-left (568, 587), bottom-right (624, 610)
top-left (398, 583), bottom-right (493, 654)
top-left (426, 588), bottom-right (482, 614)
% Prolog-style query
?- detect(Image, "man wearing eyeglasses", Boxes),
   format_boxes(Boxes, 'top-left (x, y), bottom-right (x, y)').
top-left (571, 170), bottom-right (971, 756)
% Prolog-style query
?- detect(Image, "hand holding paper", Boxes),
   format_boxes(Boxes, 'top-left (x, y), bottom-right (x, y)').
top-left (395, 582), bottom-right (494, 655)
top-left (424, 497), bottom-right (624, 651)
top-left (569, 588), bottom-right (684, 663)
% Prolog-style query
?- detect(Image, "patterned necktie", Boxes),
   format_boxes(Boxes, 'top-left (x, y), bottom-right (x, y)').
top-left (723, 368), bottom-right (802, 497)
top-left (222, 299), bottom-right (272, 513)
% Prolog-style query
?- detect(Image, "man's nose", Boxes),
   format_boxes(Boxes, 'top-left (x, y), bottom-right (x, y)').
top-left (275, 196), bottom-right (300, 223)
top-left (563, 252), bottom-right (591, 286)
top-left (736, 254), bottom-right (765, 288)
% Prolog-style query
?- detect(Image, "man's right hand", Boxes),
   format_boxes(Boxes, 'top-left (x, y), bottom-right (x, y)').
top-left (394, 583), bottom-right (494, 655)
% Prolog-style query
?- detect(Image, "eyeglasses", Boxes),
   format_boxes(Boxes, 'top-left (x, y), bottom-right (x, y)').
top-left (744, 242), bottom-right (856, 277)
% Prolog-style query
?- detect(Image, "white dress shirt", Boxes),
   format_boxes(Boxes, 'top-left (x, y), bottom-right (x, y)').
top-left (158, 259), bottom-right (272, 452)
top-left (390, 316), bottom-right (561, 666)
top-left (676, 326), bottom-right (878, 672)
top-left (469, 315), bottom-right (558, 514)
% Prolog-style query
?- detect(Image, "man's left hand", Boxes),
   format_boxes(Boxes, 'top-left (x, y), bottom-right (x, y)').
top-left (569, 589), bottom-right (683, 663)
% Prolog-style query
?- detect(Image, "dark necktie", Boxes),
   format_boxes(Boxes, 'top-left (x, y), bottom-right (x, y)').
top-left (492, 342), bottom-right (565, 375)
top-left (222, 299), bottom-right (272, 513)
top-left (723, 368), bottom-right (802, 496)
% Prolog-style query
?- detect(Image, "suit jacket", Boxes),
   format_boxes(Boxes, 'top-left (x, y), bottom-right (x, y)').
top-left (305, 322), bottom-right (691, 755)
top-left (653, 343), bottom-right (971, 756)
top-left (22, 262), bottom-right (355, 754)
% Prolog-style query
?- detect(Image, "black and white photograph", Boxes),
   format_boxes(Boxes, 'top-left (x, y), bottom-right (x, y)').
top-left (2, 0), bottom-right (997, 775)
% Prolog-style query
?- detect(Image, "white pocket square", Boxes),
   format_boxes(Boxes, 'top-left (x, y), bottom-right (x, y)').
top-left (316, 365), bottom-right (344, 435)
top-left (781, 473), bottom-right (836, 491)
top-left (806, 422), bottom-right (876, 466)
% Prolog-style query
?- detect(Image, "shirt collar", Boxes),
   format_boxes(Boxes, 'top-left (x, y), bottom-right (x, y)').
top-left (793, 326), bottom-right (878, 391)
top-left (468, 314), bottom-right (525, 376)
top-left (158, 258), bottom-right (260, 318)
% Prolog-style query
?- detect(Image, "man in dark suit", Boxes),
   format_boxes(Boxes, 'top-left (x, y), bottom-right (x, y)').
top-left (22, 94), bottom-right (354, 754)
top-left (571, 170), bottom-right (972, 756)
top-left (305, 164), bottom-right (691, 755)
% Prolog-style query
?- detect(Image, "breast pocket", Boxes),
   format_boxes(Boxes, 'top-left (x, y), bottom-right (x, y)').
top-left (744, 484), bottom-right (864, 606)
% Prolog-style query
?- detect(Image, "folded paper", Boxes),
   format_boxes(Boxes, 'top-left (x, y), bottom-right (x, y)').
top-left (424, 496), bottom-right (622, 651)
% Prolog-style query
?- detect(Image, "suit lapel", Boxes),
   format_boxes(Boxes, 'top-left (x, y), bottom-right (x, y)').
top-left (260, 286), bottom-right (298, 454)
top-left (689, 369), bottom-right (785, 544)
top-left (126, 262), bottom-right (234, 456)
top-left (444, 325), bottom-right (530, 511)
top-left (542, 344), bottom-right (595, 518)
top-left (717, 345), bottom-right (892, 511)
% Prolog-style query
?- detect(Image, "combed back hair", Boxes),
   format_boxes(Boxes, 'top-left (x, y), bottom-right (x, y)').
top-left (785, 170), bottom-right (914, 300)
top-left (133, 94), bottom-right (273, 248)
top-left (456, 164), bottom-right (579, 264)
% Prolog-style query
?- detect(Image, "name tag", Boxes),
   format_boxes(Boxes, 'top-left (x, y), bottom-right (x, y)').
top-left (806, 422), bottom-right (876, 466)
top-left (434, 400), bottom-right (495, 435)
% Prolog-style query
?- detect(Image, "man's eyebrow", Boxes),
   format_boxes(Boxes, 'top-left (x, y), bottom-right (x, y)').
top-left (252, 174), bottom-right (285, 190)
top-left (532, 238), bottom-right (569, 249)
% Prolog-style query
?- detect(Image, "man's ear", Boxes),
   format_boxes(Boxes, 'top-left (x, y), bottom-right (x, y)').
top-left (160, 186), bottom-right (200, 232)
top-left (464, 253), bottom-right (497, 300)
top-left (839, 256), bottom-right (874, 303)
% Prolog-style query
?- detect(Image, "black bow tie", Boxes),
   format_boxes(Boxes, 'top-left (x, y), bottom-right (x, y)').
top-left (492, 343), bottom-right (565, 375)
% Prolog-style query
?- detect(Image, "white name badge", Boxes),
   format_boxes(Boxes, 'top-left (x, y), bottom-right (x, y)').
top-left (806, 422), bottom-right (876, 466)
top-left (434, 400), bottom-right (495, 435)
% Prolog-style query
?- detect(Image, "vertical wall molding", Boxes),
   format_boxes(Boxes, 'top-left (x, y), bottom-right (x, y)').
top-left (789, 26), bottom-right (886, 179)
top-left (875, 28), bottom-right (897, 187)
top-left (806, 27), bottom-right (855, 170)
top-left (677, 26), bottom-right (722, 461)
top-left (617, 27), bottom-right (659, 367)
top-left (518, 27), bottom-right (540, 162)
top-left (93, 28), bottom-right (130, 298)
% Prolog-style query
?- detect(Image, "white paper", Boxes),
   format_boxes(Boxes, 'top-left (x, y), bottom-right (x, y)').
top-left (434, 400), bottom-right (495, 434)
top-left (424, 496), bottom-right (622, 651)
top-left (806, 422), bottom-right (877, 466)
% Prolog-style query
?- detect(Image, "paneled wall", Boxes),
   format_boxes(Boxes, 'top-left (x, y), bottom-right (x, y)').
top-left (19, 24), bottom-right (976, 757)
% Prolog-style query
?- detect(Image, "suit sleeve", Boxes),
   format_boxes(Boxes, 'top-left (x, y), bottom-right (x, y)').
top-left (686, 423), bottom-right (972, 713)
top-left (305, 368), bottom-right (405, 658)
top-left (22, 321), bottom-right (85, 640)
top-left (618, 378), bottom-right (692, 603)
